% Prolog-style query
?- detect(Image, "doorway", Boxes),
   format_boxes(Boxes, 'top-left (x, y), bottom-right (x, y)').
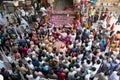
top-left (54, 0), bottom-right (73, 10)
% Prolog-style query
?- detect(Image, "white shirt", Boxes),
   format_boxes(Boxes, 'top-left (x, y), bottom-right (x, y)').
top-left (50, 52), bottom-right (55, 57)
top-left (26, 74), bottom-right (33, 80)
top-left (84, 62), bottom-right (92, 70)
top-left (78, 54), bottom-right (83, 61)
top-left (21, 9), bottom-right (25, 16)
top-left (0, 60), bottom-right (5, 69)
top-left (85, 73), bottom-right (91, 80)
top-left (40, 7), bottom-right (47, 16)
top-left (70, 33), bottom-right (76, 42)
top-left (28, 63), bottom-right (34, 70)
top-left (91, 63), bottom-right (101, 77)
top-left (6, 56), bottom-right (14, 63)
top-left (68, 71), bottom-right (77, 79)
top-left (40, 7), bottom-right (46, 12)
top-left (36, 17), bottom-right (40, 23)
top-left (21, 18), bottom-right (29, 29)
top-left (76, 41), bottom-right (82, 47)
top-left (109, 71), bottom-right (119, 80)
top-left (61, 32), bottom-right (67, 39)
top-left (25, 57), bottom-right (32, 62)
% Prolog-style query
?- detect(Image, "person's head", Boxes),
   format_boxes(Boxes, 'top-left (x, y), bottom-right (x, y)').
top-left (26, 25), bottom-right (29, 28)
top-left (75, 64), bottom-right (80, 68)
top-left (87, 60), bottom-right (91, 64)
top-left (5, 52), bottom-right (9, 56)
top-left (93, 7), bottom-right (95, 9)
top-left (1, 68), bottom-right (5, 72)
top-left (53, 27), bottom-right (56, 31)
top-left (60, 52), bottom-right (63, 55)
top-left (81, 68), bottom-right (85, 73)
top-left (91, 67), bottom-right (96, 71)
top-left (28, 60), bottom-right (32, 64)
top-left (6, 17), bottom-right (9, 20)
top-left (16, 24), bottom-right (19, 27)
top-left (26, 70), bottom-right (31, 75)
top-left (117, 71), bottom-right (120, 76)
top-left (97, 60), bottom-right (101, 64)
top-left (19, 63), bottom-right (23, 67)
top-left (104, 71), bottom-right (109, 76)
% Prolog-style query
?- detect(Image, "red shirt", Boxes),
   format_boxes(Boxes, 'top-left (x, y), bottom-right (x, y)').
top-left (22, 47), bottom-right (28, 55)
top-left (57, 72), bottom-right (66, 80)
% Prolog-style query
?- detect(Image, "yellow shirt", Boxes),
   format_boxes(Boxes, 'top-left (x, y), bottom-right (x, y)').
top-left (90, 9), bottom-right (96, 16)
top-left (84, 22), bottom-right (89, 29)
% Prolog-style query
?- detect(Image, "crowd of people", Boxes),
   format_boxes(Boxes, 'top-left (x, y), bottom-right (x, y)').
top-left (0, 1), bottom-right (120, 80)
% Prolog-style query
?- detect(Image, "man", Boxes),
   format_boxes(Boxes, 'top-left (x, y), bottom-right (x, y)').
top-left (0, 68), bottom-right (11, 80)
top-left (109, 71), bottom-right (120, 80)
top-left (116, 15), bottom-right (120, 25)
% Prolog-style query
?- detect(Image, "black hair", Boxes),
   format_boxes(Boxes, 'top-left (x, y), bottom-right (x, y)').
top-left (28, 60), bottom-right (32, 64)
top-left (1, 67), bottom-right (5, 72)
top-left (75, 64), bottom-right (80, 68)
top-left (91, 67), bottom-right (96, 71)
top-left (97, 60), bottom-right (101, 64)
top-left (5, 52), bottom-right (9, 56)
top-left (6, 16), bottom-right (9, 19)
top-left (87, 60), bottom-right (91, 64)
top-left (117, 72), bottom-right (120, 76)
